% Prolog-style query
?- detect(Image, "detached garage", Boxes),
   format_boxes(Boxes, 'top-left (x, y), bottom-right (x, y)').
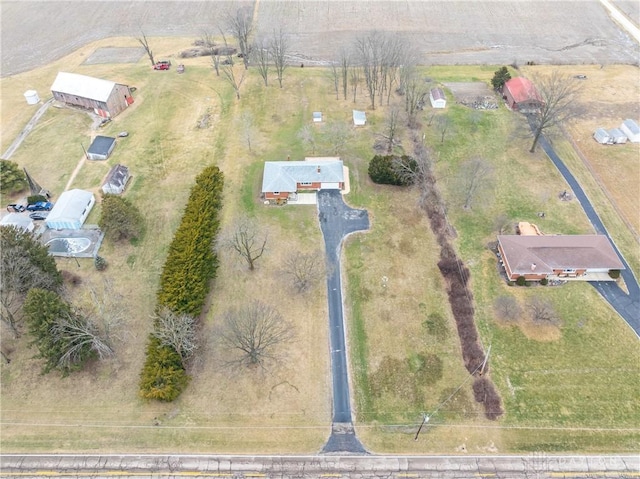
top-left (87, 136), bottom-right (116, 160)
top-left (45, 189), bottom-right (95, 230)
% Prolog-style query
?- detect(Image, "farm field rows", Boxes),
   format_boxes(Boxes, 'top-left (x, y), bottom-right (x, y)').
top-left (0, 35), bottom-right (638, 453)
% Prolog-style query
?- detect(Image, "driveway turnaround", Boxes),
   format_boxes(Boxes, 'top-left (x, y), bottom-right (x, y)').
top-left (536, 133), bottom-right (640, 336)
top-left (317, 190), bottom-right (369, 454)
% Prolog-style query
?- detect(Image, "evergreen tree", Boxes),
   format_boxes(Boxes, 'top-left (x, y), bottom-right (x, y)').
top-left (0, 160), bottom-right (27, 195)
top-left (491, 66), bottom-right (511, 91)
top-left (99, 195), bottom-right (145, 242)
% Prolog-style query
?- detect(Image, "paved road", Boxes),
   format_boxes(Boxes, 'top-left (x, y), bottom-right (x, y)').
top-left (317, 190), bottom-right (369, 454)
top-left (535, 130), bottom-right (640, 336)
top-left (2, 453), bottom-right (638, 478)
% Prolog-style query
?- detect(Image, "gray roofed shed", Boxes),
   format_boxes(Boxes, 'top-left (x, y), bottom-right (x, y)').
top-left (87, 135), bottom-right (116, 160)
top-left (101, 164), bottom-right (130, 195)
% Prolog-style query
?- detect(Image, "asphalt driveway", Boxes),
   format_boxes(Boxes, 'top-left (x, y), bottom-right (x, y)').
top-left (317, 190), bottom-right (369, 454)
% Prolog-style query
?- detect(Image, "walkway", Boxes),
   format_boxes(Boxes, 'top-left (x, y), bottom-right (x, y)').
top-left (316, 190), bottom-right (369, 454)
top-left (536, 132), bottom-right (640, 336)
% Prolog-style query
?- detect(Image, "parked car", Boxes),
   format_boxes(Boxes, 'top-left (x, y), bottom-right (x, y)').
top-left (29, 212), bottom-right (48, 221)
top-left (6, 203), bottom-right (26, 213)
top-left (153, 60), bottom-right (171, 70)
top-left (26, 201), bottom-right (53, 211)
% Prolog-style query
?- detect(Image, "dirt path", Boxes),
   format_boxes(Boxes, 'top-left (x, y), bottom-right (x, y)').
top-left (0, 98), bottom-right (53, 160)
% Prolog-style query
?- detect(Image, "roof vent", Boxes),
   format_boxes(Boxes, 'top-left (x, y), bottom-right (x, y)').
top-left (531, 263), bottom-right (537, 271)
top-left (317, 166), bottom-right (321, 173)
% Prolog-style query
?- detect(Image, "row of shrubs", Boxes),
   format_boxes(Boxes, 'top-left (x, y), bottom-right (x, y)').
top-left (139, 165), bottom-right (225, 401)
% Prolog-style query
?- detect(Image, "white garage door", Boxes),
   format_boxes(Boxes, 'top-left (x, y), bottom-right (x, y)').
top-left (321, 182), bottom-right (340, 189)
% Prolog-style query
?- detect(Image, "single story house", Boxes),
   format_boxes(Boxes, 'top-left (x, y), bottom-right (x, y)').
top-left (497, 234), bottom-right (624, 281)
top-left (313, 111), bottom-right (323, 123)
top-left (502, 77), bottom-right (543, 113)
top-left (429, 88), bottom-right (447, 108)
top-left (608, 128), bottom-right (627, 144)
top-left (620, 118), bottom-right (640, 143)
top-left (51, 72), bottom-right (134, 118)
top-left (87, 135), bottom-right (116, 160)
top-left (0, 213), bottom-right (35, 233)
top-left (45, 189), bottom-right (95, 230)
top-left (353, 110), bottom-right (366, 126)
top-left (593, 128), bottom-right (611, 144)
top-left (261, 158), bottom-right (344, 203)
top-left (101, 164), bottom-right (130, 195)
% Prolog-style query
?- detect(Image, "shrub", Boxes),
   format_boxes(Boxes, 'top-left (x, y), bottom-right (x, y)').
top-left (540, 277), bottom-right (548, 286)
top-left (94, 255), bottom-right (107, 271)
top-left (473, 377), bottom-right (504, 420)
top-left (139, 336), bottom-right (190, 401)
top-left (27, 194), bottom-right (48, 205)
top-left (515, 276), bottom-right (526, 286)
top-left (368, 155), bottom-right (416, 186)
top-left (608, 269), bottom-right (620, 279)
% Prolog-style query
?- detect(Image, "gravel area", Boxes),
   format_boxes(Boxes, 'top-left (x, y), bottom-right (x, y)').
top-left (2, 1), bottom-right (638, 77)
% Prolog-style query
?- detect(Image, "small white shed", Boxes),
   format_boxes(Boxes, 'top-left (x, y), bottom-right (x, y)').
top-left (620, 119), bottom-right (640, 143)
top-left (593, 128), bottom-right (611, 144)
top-left (353, 110), bottom-right (366, 126)
top-left (87, 136), bottom-right (116, 161)
top-left (312, 111), bottom-right (322, 123)
top-left (608, 128), bottom-right (627, 144)
top-left (429, 88), bottom-right (447, 108)
top-left (0, 213), bottom-right (35, 233)
top-left (45, 189), bottom-right (95, 230)
top-left (101, 164), bottom-right (130, 195)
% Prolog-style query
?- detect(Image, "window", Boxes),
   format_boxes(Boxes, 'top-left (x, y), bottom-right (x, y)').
top-left (273, 192), bottom-right (280, 195)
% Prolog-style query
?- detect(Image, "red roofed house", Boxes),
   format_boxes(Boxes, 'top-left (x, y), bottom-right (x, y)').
top-left (502, 77), bottom-right (543, 113)
top-left (497, 235), bottom-right (624, 282)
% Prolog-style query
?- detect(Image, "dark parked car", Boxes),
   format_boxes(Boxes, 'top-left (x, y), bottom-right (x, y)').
top-left (153, 60), bottom-right (171, 70)
top-left (6, 203), bottom-right (26, 213)
top-left (29, 212), bottom-right (48, 221)
top-left (26, 201), bottom-right (53, 211)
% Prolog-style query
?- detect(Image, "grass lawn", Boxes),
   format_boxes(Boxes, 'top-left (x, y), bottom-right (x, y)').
top-left (1, 40), bottom-right (638, 454)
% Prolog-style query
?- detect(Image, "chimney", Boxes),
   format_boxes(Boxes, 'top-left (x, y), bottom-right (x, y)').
top-left (317, 165), bottom-right (321, 173)
top-left (531, 263), bottom-right (537, 271)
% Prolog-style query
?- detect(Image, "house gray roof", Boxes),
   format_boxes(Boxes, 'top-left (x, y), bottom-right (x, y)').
top-left (498, 235), bottom-right (624, 275)
top-left (261, 160), bottom-right (344, 193)
top-left (51, 72), bottom-right (119, 102)
top-left (88, 136), bottom-right (116, 156)
top-left (103, 164), bottom-right (129, 189)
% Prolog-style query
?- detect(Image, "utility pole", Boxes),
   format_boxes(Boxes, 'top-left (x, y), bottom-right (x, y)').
top-left (414, 413), bottom-right (430, 441)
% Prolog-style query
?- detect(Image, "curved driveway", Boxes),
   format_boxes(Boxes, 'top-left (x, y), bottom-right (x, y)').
top-left (536, 133), bottom-right (640, 336)
top-left (317, 190), bottom-right (369, 454)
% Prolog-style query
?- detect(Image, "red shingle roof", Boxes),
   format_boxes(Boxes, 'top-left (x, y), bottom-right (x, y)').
top-left (504, 77), bottom-right (541, 104)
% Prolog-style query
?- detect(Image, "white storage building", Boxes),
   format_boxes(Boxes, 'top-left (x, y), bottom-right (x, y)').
top-left (429, 88), bottom-right (447, 108)
top-left (352, 110), bottom-right (366, 126)
top-left (608, 128), bottom-right (627, 144)
top-left (593, 128), bottom-right (611, 144)
top-left (620, 119), bottom-right (640, 143)
top-left (0, 213), bottom-right (35, 233)
top-left (45, 189), bottom-right (95, 230)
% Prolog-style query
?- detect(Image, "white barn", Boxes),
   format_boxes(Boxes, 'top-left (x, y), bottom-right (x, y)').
top-left (45, 189), bottom-right (95, 230)
top-left (620, 119), bottom-right (640, 143)
top-left (429, 88), bottom-right (447, 108)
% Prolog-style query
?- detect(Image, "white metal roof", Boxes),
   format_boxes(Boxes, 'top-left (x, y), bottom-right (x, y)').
top-left (46, 189), bottom-right (94, 224)
top-left (0, 213), bottom-right (34, 232)
top-left (51, 72), bottom-right (118, 102)
top-left (262, 160), bottom-right (344, 193)
top-left (621, 119), bottom-right (639, 135)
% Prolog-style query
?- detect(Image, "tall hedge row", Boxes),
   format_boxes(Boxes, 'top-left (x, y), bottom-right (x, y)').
top-left (139, 165), bottom-right (224, 401)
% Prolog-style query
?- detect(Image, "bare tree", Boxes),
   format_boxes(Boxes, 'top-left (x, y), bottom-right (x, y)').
top-left (298, 124), bottom-right (317, 154)
top-left (435, 114), bottom-right (451, 143)
top-left (377, 106), bottom-right (403, 154)
top-left (221, 57), bottom-right (246, 100)
top-left (354, 31), bottom-right (384, 109)
top-left (223, 6), bottom-right (254, 70)
top-left (329, 62), bottom-right (340, 100)
top-left (253, 38), bottom-right (270, 86)
top-left (322, 120), bottom-right (352, 155)
top-left (153, 308), bottom-right (198, 366)
top-left (338, 48), bottom-right (350, 100)
top-left (270, 28), bottom-right (289, 88)
top-left (52, 311), bottom-right (114, 370)
top-left (493, 295), bottom-right (522, 322)
top-left (224, 217), bottom-right (268, 271)
top-left (201, 29), bottom-right (220, 76)
top-left (528, 71), bottom-right (582, 152)
top-left (240, 110), bottom-right (255, 152)
top-left (137, 31), bottom-right (155, 66)
top-left (283, 251), bottom-right (325, 293)
top-left (349, 64), bottom-right (361, 103)
top-left (220, 300), bottom-right (294, 368)
top-left (459, 157), bottom-right (493, 209)
top-left (528, 297), bottom-right (559, 324)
